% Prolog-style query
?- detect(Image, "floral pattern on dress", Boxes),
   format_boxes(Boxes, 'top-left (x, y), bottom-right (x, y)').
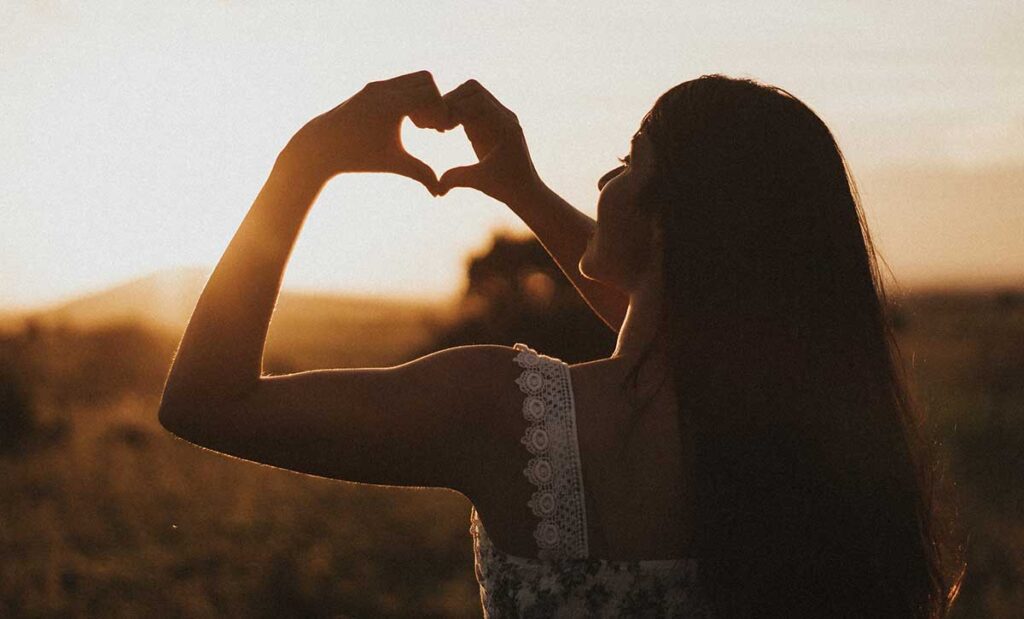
top-left (471, 508), bottom-right (714, 618)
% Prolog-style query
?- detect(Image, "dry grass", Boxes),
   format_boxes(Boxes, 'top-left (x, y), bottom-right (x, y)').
top-left (0, 289), bottom-right (1021, 617)
top-left (0, 318), bottom-right (477, 618)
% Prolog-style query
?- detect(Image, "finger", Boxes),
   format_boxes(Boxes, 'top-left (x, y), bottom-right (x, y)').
top-left (446, 91), bottom-right (509, 136)
top-left (391, 153), bottom-right (439, 196)
top-left (441, 78), bottom-right (485, 103)
top-left (407, 82), bottom-right (452, 131)
top-left (391, 81), bottom-right (456, 131)
top-left (440, 89), bottom-right (483, 120)
top-left (440, 82), bottom-right (487, 121)
top-left (437, 164), bottom-right (483, 196)
top-left (476, 87), bottom-right (519, 124)
top-left (373, 70), bottom-right (440, 111)
top-left (442, 79), bottom-right (513, 120)
top-left (388, 80), bottom-right (442, 112)
top-left (446, 90), bottom-right (492, 121)
top-left (447, 86), bottom-right (517, 130)
top-left (432, 108), bottom-right (459, 132)
top-left (380, 70), bottom-right (435, 89)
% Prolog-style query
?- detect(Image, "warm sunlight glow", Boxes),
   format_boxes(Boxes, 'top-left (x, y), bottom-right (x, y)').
top-left (3, 2), bottom-right (1022, 310)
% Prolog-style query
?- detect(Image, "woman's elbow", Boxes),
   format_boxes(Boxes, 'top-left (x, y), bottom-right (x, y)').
top-left (157, 396), bottom-right (196, 439)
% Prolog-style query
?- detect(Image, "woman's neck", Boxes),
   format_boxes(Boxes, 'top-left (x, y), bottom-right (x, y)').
top-left (613, 275), bottom-right (667, 361)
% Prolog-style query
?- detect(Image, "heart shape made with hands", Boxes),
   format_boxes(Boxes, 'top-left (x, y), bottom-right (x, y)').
top-left (399, 117), bottom-right (480, 192)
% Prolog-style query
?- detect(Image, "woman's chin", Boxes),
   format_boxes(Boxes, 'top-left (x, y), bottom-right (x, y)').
top-left (578, 256), bottom-right (618, 290)
top-left (577, 252), bottom-right (599, 282)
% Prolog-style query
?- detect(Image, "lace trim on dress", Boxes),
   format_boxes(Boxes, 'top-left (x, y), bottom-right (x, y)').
top-left (512, 343), bottom-right (589, 560)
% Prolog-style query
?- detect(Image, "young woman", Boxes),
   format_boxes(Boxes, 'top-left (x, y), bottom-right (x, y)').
top-left (159, 71), bottom-right (961, 617)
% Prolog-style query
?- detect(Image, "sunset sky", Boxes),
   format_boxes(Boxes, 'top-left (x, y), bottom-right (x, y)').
top-left (3, 1), bottom-right (1022, 310)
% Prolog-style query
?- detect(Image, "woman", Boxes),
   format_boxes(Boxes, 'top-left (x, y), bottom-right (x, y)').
top-left (158, 71), bottom-right (961, 616)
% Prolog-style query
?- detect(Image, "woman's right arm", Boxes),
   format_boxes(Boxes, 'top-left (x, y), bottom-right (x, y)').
top-left (505, 182), bottom-right (628, 332)
top-left (436, 80), bottom-right (628, 332)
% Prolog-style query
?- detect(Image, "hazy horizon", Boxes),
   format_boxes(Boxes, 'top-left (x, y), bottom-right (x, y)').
top-left (3, 2), bottom-right (1022, 310)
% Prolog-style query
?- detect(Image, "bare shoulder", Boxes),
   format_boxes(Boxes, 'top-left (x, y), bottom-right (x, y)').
top-left (397, 343), bottom-right (521, 377)
top-left (567, 355), bottom-right (633, 412)
top-left (398, 344), bottom-right (527, 415)
top-left (390, 344), bottom-right (536, 494)
top-left (567, 357), bottom-right (631, 445)
top-left (384, 342), bottom-right (533, 445)
top-left (567, 354), bottom-right (673, 456)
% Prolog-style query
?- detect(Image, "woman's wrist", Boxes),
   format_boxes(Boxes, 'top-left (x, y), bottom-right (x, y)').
top-left (505, 175), bottom-right (552, 215)
top-left (273, 144), bottom-right (330, 193)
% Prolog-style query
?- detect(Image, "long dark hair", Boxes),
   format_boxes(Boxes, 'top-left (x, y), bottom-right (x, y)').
top-left (633, 75), bottom-right (963, 617)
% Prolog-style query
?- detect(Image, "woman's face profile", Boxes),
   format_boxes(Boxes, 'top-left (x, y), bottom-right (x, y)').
top-left (580, 131), bottom-right (659, 292)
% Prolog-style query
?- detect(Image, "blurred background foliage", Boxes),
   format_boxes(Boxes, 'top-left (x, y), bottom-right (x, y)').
top-left (416, 233), bottom-right (616, 362)
top-left (1, 232), bottom-right (1021, 617)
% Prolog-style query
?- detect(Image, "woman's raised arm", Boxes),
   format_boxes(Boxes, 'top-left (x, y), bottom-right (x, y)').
top-left (436, 80), bottom-right (629, 332)
top-left (505, 182), bottom-right (629, 333)
top-left (157, 72), bottom-right (514, 496)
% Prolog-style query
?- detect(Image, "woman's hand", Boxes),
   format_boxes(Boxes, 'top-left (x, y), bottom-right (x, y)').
top-left (437, 80), bottom-right (544, 206)
top-left (280, 71), bottom-right (452, 194)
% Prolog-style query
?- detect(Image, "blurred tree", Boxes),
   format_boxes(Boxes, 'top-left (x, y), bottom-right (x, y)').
top-left (421, 232), bottom-right (617, 363)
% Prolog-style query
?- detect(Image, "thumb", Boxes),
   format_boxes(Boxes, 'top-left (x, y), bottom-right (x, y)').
top-left (437, 164), bottom-right (484, 196)
top-left (392, 153), bottom-right (439, 196)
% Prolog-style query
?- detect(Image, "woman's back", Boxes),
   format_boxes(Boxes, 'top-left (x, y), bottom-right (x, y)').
top-left (573, 351), bottom-right (696, 560)
top-left (469, 344), bottom-right (712, 617)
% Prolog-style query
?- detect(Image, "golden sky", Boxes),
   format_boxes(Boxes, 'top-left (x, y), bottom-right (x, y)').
top-left (3, 1), bottom-right (1022, 309)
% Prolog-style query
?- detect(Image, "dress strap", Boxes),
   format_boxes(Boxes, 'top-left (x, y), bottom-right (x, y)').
top-left (512, 343), bottom-right (589, 560)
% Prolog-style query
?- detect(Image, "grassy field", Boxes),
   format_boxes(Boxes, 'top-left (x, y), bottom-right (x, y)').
top-left (891, 290), bottom-right (1024, 617)
top-left (0, 288), bottom-right (1021, 617)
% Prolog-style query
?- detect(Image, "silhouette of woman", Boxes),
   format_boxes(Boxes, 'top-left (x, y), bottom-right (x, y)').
top-left (159, 71), bottom-right (962, 617)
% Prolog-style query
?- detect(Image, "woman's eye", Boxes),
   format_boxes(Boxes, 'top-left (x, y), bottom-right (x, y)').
top-left (617, 155), bottom-right (630, 167)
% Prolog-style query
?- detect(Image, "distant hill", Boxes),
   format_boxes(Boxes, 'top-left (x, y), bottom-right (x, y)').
top-left (2, 267), bottom-right (458, 368)
top-left (18, 267), bottom-right (212, 333)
